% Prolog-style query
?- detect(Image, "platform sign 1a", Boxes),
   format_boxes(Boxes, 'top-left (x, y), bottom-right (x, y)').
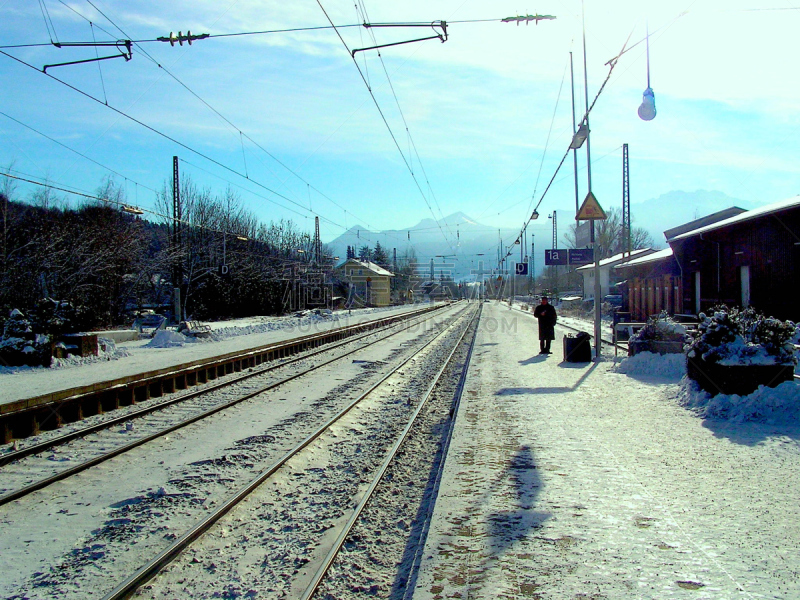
top-left (568, 248), bottom-right (594, 265)
top-left (515, 262), bottom-right (528, 275)
top-left (545, 249), bottom-right (568, 266)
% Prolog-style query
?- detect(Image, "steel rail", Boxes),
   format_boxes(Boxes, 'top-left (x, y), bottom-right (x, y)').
top-left (99, 304), bottom-right (479, 600)
top-left (300, 304), bottom-right (482, 600)
top-left (0, 303), bottom-right (452, 467)
top-left (0, 303), bottom-right (451, 443)
top-left (400, 303), bottom-right (482, 599)
top-left (0, 304), bottom-right (467, 507)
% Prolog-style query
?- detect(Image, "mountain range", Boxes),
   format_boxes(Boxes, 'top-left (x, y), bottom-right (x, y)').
top-left (325, 190), bottom-right (756, 281)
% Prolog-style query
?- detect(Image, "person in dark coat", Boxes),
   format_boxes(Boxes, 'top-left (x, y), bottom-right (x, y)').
top-left (533, 295), bottom-right (557, 354)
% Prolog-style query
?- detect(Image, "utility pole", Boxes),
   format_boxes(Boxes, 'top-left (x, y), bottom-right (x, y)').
top-left (570, 52), bottom-right (580, 215)
top-left (531, 236), bottom-right (535, 295)
top-left (581, 0), bottom-right (602, 360)
top-left (172, 155), bottom-right (182, 324)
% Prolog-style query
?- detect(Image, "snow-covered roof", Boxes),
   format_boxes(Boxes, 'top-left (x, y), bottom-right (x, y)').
top-left (340, 258), bottom-right (394, 277)
top-left (668, 196), bottom-right (800, 242)
top-left (614, 247), bottom-right (673, 269)
top-left (576, 248), bottom-right (653, 271)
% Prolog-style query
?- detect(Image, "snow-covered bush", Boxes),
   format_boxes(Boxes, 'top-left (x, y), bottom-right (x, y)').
top-left (629, 311), bottom-right (687, 343)
top-left (0, 309), bottom-right (52, 367)
top-left (686, 305), bottom-right (797, 367)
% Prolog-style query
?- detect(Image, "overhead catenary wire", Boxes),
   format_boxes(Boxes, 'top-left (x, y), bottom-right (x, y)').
top-left (0, 170), bottom-right (338, 267)
top-left (525, 59), bottom-right (569, 220)
top-left (315, 0), bottom-right (457, 254)
top-left (526, 32), bottom-right (633, 225)
top-left (0, 50), bottom-right (340, 226)
top-left (5, 5), bottom-right (559, 263)
top-left (0, 110), bottom-right (159, 195)
top-left (6, 2), bottom-right (532, 259)
top-left (37, 0), bottom-right (60, 45)
top-left (489, 30), bottom-right (634, 270)
top-left (355, 1), bottom-right (456, 247)
top-left (52, 0), bottom-right (401, 248)
top-left (43, 0), bottom-right (455, 255)
top-left (0, 17), bottom-right (516, 49)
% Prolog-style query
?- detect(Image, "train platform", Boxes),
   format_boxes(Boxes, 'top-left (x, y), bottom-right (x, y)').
top-left (0, 303), bottom-right (431, 407)
top-left (411, 301), bottom-right (800, 599)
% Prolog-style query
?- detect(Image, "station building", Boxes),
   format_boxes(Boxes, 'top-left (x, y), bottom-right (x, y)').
top-left (336, 259), bottom-right (394, 307)
top-left (613, 197), bottom-right (800, 322)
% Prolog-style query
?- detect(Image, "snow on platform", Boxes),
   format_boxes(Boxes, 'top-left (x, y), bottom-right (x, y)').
top-left (412, 301), bottom-right (800, 599)
top-left (0, 304), bottom-right (427, 406)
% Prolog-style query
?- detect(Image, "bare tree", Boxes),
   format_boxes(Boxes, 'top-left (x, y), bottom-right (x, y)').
top-left (564, 207), bottom-right (655, 259)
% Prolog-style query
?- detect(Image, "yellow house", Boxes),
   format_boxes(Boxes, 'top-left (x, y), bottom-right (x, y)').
top-left (338, 259), bottom-right (394, 307)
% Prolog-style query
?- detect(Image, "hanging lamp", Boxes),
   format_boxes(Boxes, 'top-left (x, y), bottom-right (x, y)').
top-left (638, 23), bottom-right (656, 121)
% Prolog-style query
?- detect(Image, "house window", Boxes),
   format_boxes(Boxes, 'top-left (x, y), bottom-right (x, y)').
top-left (358, 269), bottom-right (363, 275)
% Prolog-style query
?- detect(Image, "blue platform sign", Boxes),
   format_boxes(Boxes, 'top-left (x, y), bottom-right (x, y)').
top-left (568, 248), bottom-right (594, 265)
top-left (545, 249), bottom-right (568, 266)
top-left (515, 262), bottom-right (528, 275)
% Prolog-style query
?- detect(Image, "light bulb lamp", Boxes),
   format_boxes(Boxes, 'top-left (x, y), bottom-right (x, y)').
top-left (638, 23), bottom-right (656, 121)
top-left (638, 87), bottom-right (656, 121)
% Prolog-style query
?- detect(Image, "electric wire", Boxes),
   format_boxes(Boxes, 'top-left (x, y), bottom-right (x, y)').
top-left (488, 30), bottom-right (634, 270)
top-left (524, 59), bottom-right (569, 221)
top-left (0, 49), bottom-right (333, 222)
top-left (315, 0), bottom-right (457, 254)
top-left (90, 22), bottom-right (109, 105)
top-left (0, 169), bottom-right (335, 268)
top-left (0, 110), bottom-right (159, 195)
top-left (0, 17), bottom-right (515, 49)
top-left (54, 0), bottom-right (402, 247)
top-left (356, 2), bottom-right (456, 248)
top-left (37, 0), bottom-right (59, 45)
top-left (177, 158), bottom-right (325, 224)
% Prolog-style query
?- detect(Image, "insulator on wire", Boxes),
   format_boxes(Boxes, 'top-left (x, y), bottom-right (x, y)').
top-left (160, 31), bottom-right (209, 46)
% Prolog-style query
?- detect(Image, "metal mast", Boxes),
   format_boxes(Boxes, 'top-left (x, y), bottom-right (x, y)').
top-left (172, 155), bottom-right (182, 323)
top-left (314, 216), bottom-right (321, 265)
top-left (622, 143), bottom-right (631, 256)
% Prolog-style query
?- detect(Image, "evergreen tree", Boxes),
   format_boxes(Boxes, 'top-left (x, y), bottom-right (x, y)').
top-left (358, 245), bottom-right (372, 261)
top-left (373, 241), bottom-right (389, 268)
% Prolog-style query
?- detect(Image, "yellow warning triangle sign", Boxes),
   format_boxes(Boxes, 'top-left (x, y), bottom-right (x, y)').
top-left (576, 191), bottom-right (607, 220)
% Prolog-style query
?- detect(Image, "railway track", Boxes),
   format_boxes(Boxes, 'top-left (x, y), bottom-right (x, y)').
top-left (0, 303), bottom-right (450, 444)
top-left (0, 302), bottom-right (482, 600)
top-left (0, 302), bottom-right (469, 507)
top-left (99, 303), bottom-right (481, 600)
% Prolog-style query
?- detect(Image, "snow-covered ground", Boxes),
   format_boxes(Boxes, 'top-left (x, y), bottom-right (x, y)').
top-left (413, 302), bottom-right (800, 599)
top-left (2, 299), bottom-right (800, 598)
top-left (0, 303), bottom-right (435, 405)
top-left (0, 302), bottom-right (473, 600)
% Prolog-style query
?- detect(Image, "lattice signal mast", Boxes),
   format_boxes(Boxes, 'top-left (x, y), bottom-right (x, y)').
top-left (314, 216), bottom-right (321, 265)
top-left (622, 143), bottom-right (631, 256)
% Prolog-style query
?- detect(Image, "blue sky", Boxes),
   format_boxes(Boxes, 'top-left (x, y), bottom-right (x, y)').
top-left (1, 0), bottom-right (797, 249)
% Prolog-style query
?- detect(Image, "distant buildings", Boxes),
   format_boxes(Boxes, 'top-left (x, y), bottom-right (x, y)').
top-left (576, 248), bottom-right (653, 301)
top-left (336, 259), bottom-right (394, 307)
